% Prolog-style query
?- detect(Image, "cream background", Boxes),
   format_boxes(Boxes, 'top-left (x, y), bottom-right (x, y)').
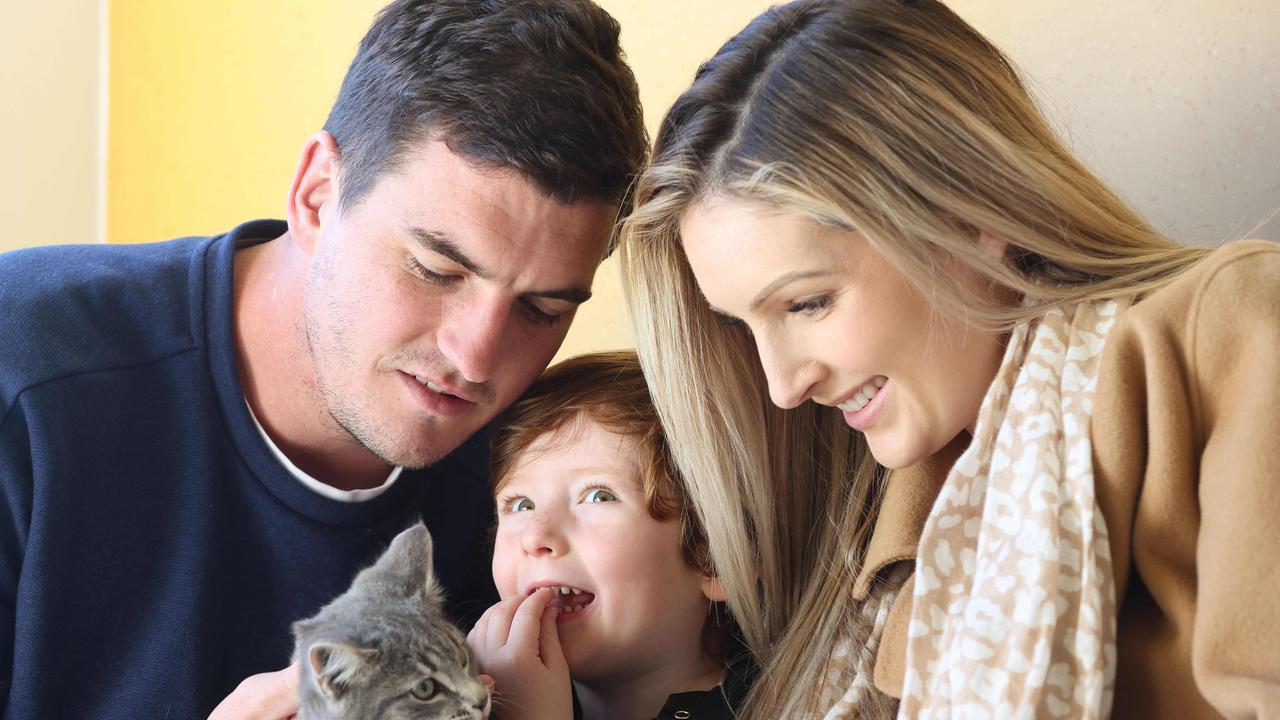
top-left (0, 1), bottom-right (102, 254)
top-left (4, 1), bottom-right (1278, 358)
top-left (950, 0), bottom-right (1280, 244)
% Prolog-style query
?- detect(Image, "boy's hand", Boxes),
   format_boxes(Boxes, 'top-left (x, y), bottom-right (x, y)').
top-left (467, 588), bottom-right (571, 720)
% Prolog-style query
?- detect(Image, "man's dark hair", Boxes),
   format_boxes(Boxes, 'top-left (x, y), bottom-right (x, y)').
top-left (324, 0), bottom-right (647, 236)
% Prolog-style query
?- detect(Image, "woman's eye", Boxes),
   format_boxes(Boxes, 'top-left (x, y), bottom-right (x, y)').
top-left (786, 296), bottom-right (831, 315)
top-left (584, 488), bottom-right (618, 503)
top-left (506, 497), bottom-right (535, 513)
top-left (410, 677), bottom-right (438, 701)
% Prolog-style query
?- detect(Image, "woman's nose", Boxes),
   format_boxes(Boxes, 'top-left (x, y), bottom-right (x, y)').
top-left (755, 333), bottom-right (822, 409)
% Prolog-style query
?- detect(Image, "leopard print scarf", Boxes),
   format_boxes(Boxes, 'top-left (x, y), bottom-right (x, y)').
top-left (898, 300), bottom-right (1124, 718)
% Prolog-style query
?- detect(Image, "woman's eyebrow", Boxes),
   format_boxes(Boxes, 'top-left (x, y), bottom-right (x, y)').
top-left (750, 270), bottom-right (834, 310)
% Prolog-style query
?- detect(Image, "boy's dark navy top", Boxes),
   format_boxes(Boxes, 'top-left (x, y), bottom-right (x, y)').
top-left (572, 657), bottom-right (756, 720)
top-left (0, 220), bottom-right (499, 719)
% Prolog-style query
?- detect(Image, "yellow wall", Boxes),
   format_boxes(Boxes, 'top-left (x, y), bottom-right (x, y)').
top-left (107, 0), bottom-right (775, 360)
top-left (107, 1), bottom-right (386, 244)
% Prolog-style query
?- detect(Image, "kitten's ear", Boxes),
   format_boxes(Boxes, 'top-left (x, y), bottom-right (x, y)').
top-left (307, 641), bottom-right (376, 699)
top-left (402, 521), bottom-right (445, 607)
top-left (357, 521), bottom-right (443, 604)
top-left (401, 521), bottom-right (434, 576)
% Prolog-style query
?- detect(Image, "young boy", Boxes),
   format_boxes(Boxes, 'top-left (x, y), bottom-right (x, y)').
top-left (467, 351), bottom-right (751, 720)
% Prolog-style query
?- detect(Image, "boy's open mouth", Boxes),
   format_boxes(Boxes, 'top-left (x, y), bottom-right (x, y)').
top-left (546, 586), bottom-right (596, 615)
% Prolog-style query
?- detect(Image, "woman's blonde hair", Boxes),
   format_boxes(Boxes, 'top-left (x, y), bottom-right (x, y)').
top-left (619, 1), bottom-right (1211, 717)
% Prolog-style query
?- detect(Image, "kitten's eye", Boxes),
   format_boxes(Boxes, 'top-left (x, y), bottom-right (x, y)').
top-left (584, 488), bottom-right (618, 503)
top-left (410, 677), bottom-right (438, 701)
top-left (507, 497), bottom-right (534, 513)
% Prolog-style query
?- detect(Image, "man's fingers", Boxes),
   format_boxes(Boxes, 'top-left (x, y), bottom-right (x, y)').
top-left (508, 588), bottom-right (555, 655)
top-left (208, 663), bottom-right (301, 720)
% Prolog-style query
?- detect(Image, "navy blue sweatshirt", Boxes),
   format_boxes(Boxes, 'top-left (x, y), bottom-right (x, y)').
top-left (0, 221), bottom-right (499, 719)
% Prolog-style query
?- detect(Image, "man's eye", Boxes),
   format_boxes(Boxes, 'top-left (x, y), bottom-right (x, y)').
top-left (407, 256), bottom-right (456, 284)
top-left (584, 488), bottom-right (618, 503)
top-left (522, 300), bottom-right (564, 327)
top-left (506, 497), bottom-right (534, 512)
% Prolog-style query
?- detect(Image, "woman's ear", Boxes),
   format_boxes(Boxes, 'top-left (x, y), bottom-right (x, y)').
top-left (286, 131), bottom-right (342, 255)
top-left (700, 575), bottom-right (728, 603)
top-left (977, 230), bottom-right (1008, 260)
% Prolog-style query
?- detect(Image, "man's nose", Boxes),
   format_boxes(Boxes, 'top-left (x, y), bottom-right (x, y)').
top-left (438, 294), bottom-right (510, 385)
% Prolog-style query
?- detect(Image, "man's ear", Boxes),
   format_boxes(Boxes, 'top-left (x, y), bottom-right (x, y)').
top-left (286, 131), bottom-right (342, 255)
top-left (700, 575), bottom-right (728, 603)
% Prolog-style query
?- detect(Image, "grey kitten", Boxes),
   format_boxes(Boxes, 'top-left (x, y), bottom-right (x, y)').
top-left (292, 522), bottom-right (490, 720)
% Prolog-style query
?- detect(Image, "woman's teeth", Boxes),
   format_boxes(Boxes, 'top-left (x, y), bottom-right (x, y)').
top-left (837, 376), bottom-right (887, 413)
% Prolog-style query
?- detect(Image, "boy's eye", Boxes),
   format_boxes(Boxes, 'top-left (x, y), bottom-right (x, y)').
top-left (507, 497), bottom-right (535, 512)
top-left (584, 488), bottom-right (618, 503)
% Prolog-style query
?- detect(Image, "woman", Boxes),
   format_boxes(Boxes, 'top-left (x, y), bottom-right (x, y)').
top-left (620, 0), bottom-right (1279, 718)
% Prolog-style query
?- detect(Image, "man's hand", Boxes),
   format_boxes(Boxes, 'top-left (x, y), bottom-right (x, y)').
top-left (208, 662), bottom-right (300, 720)
top-left (467, 588), bottom-right (571, 720)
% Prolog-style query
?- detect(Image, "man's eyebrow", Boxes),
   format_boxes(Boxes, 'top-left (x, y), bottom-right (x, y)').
top-left (408, 225), bottom-right (593, 305)
top-left (407, 227), bottom-right (489, 279)
top-left (749, 270), bottom-right (832, 311)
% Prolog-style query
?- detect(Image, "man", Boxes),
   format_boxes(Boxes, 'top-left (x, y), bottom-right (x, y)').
top-left (0, 0), bottom-right (646, 716)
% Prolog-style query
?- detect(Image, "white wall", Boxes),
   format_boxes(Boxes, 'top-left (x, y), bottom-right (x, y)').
top-left (951, 0), bottom-right (1280, 244)
top-left (0, 0), bottom-right (102, 253)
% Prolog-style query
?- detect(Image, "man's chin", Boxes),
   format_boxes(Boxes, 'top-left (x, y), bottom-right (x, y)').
top-left (368, 441), bottom-right (455, 470)
top-left (345, 425), bottom-right (464, 471)
top-left (331, 402), bottom-right (487, 470)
